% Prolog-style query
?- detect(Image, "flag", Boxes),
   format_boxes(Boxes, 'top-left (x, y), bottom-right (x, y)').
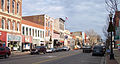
top-left (65, 17), bottom-right (68, 20)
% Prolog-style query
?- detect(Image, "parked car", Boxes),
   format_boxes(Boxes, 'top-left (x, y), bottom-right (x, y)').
top-left (83, 45), bottom-right (92, 53)
top-left (55, 48), bottom-right (62, 52)
top-left (61, 47), bottom-right (70, 51)
top-left (46, 48), bottom-right (56, 53)
top-left (30, 46), bottom-right (46, 55)
top-left (0, 47), bottom-right (11, 58)
top-left (92, 46), bottom-right (105, 56)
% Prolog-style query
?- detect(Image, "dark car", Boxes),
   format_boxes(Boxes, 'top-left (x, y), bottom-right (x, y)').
top-left (0, 47), bottom-right (11, 58)
top-left (30, 46), bottom-right (46, 55)
top-left (83, 46), bottom-right (92, 53)
top-left (92, 46), bottom-right (105, 56)
top-left (61, 47), bottom-right (70, 51)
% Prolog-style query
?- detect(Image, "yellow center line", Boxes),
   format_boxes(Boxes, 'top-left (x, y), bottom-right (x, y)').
top-left (32, 52), bottom-right (80, 64)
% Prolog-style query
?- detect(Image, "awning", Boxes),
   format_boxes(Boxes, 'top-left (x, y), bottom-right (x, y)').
top-left (117, 44), bottom-right (120, 45)
top-left (59, 41), bottom-right (64, 43)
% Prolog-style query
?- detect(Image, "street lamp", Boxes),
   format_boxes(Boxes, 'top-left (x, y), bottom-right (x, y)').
top-left (107, 13), bottom-right (114, 60)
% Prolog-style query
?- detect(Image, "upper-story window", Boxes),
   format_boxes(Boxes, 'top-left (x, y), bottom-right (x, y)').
top-left (26, 27), bottom-right (28, 35)
top-left (40, 31), bottom-right (42, 38)
top-left (48, 21), bottom-right (50, 27)
top-left (43, 31), bottom-right (44, 38)
top-left (12, 21), bottom-right (15, 31)
top-left (48, 30), bottom-right (50, 36)
top-left (1, 0), bottom-right (4, 11)
top-left (17, 3), bottom-right (20, 15)
top-left (38, 30), bottom-right (40, 37)
top-left (17, 22), bottom-right (19, 31)
top-left (22, 26), bottom-right (25, 35)
top-left (29, 28), bottom-right (31, 36)
top-left (7, 0), bottom-right (10, 13)
top-left (12, 0), bottom-right (15, 14)
top-left (32, 29), bottom-right (34, 37)
top-left (1, 19), bottom-right (5, 29)
top-left (35, 29), bottom-right (37, 37)
top-left (7, 20), bottom-right (10, 30)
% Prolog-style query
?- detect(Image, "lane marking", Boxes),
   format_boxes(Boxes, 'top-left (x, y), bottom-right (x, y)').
top-left (32, 53), bottom-right (80, 64)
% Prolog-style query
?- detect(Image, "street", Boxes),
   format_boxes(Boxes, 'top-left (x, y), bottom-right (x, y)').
top-left (0, 50), bottom-right (105, 64)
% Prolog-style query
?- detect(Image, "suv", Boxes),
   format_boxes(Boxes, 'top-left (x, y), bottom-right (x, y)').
top-left (30, 46), bottom-right (46, 55)
top-left (0, 47), bottom-right (11, 58)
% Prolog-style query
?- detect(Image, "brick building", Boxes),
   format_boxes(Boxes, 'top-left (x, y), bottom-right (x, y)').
top-left (0, 0), bottom-right (22, 51)
top-left (21, 19), bottom-right (44, 51)
top-left (114, 11), bottom-right (120, 47)
top-left (22, 14), bottom-right (54, 48)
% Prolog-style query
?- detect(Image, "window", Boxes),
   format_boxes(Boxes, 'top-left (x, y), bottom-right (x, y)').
top-left (7, 0), bottom-right (10, 13)
top-left (1, 0), bottom-right (4, 11)
top-left (48, 21), bottom-right (50, 27)
top-left (42, 31), bottom-right (44, 38)
top-left (12, 0), bottom-right (15, 14)
top-left (17, 23), bottom-right (19, 31)
top-left (48, 30), bottom-right (50, 36)
top-left (35, 29), bottom-right (37, 37)
top-left (1, 19), bottom-right (5, 29)
top-left (38, 30), bottom-right (39, 37)
top-left (17, 3), bottom-right (19, 15)
top-left (32, 29), bottom-right (34, 37)
top-left (26, 27), bottom-right (28, 35)
top-left (12, 21), bottom-right (15, 31)
top-left (7, 20), bottom-right (10, 30)
top-left (40, 31), bottom-right (42, 38)
top-left (29, 28), bottom-right (31, 36)
top-left (22, 26), bottom-right (25, 35)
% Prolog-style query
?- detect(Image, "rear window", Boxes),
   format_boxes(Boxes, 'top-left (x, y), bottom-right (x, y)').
top-left (93, 46), bottom-right (102, 50)
top-left (0, 47), bottom-right (5, 51)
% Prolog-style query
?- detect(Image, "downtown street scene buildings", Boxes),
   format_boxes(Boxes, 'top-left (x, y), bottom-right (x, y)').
top-left (0, 0), bottom-right (94, 52)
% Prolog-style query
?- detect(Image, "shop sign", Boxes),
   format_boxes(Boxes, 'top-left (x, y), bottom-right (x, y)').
top-left (25, 37), bottom-right (30, 42)
top-left (0, 32), bottom-right (1, 35)
top-left (8, 35), bottom-right (21, 41)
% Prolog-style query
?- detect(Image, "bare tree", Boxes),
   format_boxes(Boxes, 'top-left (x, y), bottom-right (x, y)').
top-left (105, 0), bottom-right (119, 13)
top-left (85, 29), bottom-right (101, 46)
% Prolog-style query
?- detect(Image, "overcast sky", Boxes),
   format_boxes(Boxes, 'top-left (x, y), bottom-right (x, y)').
top-left (22, 0), bottom-right (114, 39)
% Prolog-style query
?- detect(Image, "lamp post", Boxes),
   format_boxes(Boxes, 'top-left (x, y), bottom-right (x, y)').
top-left (107, 13), bottom-right (114, 60)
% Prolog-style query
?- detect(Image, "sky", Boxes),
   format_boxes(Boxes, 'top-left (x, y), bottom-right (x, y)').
top-left (22, 0), bottom-right (113, 39)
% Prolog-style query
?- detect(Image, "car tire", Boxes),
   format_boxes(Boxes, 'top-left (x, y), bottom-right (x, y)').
top-left (92, 54), bottom-right (94, 56)
top-left (4, 54), bottom-right (9, 58)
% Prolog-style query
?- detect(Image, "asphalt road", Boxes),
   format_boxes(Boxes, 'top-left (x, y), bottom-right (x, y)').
top-left (0, 50), bottom-right (105, 64)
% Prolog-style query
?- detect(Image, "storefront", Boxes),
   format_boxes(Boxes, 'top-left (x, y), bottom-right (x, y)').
top-left (0, 31), bottom-right (7, 47)
top-left (7, 34), bottom-right (22, 51)
top-left (22, 36), bottom-right (32, 51)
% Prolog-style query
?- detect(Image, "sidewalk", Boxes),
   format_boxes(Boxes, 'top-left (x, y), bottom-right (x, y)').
top-left (105, 49), bottom-right (120, 64)
top-left (11, 51), bottom-right (30, 57)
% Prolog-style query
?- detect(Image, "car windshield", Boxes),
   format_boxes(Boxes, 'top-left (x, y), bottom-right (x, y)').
top-left (0, 47), bottom-right (5, 51)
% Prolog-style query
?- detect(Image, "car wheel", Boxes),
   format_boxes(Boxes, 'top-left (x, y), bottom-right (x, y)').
top-left (4, 54), bottom-right (9, 58)
top-left (92, 54), bottom-right (94, 56)
top-left (30, 53), bottom-right (33, 55)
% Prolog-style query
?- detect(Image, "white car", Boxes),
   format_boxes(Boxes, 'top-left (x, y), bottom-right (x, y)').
top-left (46, 48), bottom-right (55, 53)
